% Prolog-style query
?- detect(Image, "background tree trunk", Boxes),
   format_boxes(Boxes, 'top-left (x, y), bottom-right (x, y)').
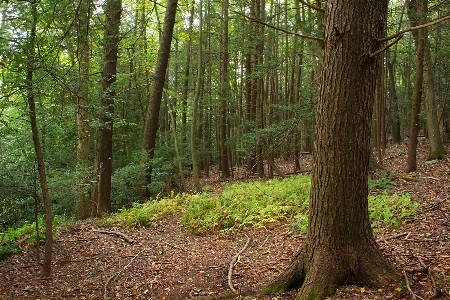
top-left (218, 0), bottom-right (231, 178)
top-left (263, 1), bottom-right (399, 298)
top-left (141, 0), bottom-right (178, 198)
top-left (91, 0), bottom-right (122, 216)
top-left (406, 0), bottom-right (425, 173)
top-left (75, 0), bottom-right (92, 220)
top-left (191, 0), bottom-right (203, 193)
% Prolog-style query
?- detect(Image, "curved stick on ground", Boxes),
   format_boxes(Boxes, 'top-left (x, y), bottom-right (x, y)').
top-left (103, 250), bottom-right (142, 299)
top-left (228, 234), bottom-right (250, 293)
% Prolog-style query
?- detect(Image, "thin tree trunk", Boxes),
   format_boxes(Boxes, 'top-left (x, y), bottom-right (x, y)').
top-left (182, 1), bottom-right (195, 144)
top-left (422, 25), bottom-right (445, 160)
top-left (387, 53), bottom-right (402, 143)
top-left (406, 0), bottom-right (426, 172)
top-left (191, 0), bottom-right (203, 192)
top-left (218, 0), bottom-right (231, 178)
top-left (141, 0), bottom-right (178, 198)
top-left (26, 2), bottom-right (52, 277)
top-left (76, 0), bottom-right (92, 220)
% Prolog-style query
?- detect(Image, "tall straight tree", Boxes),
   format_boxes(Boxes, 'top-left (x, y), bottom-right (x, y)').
top-left (141, 0), bottom-right (178, 199)
top-left (91, 0), bottom-right (122, 216)
top-left (406, 0), bottom-right (426, 172)
top-left (262, 0), bottom-right (399, 299)
top-left (26, 1), bottom-right (53, 277)
top-left (75, 0), bottom-right (92, 219)
top-left (190, 0), bottom-right (203, 193)
top-left (419, 0), bottom-right (445, 160)
top-left (218, 0), bottom-right (231, 178)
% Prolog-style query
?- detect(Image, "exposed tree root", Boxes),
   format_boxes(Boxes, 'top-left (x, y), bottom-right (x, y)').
top-left (262, 242), bottom-right (399, 300)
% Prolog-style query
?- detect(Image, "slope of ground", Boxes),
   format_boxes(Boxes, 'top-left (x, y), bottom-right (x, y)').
top-left (1, 141), bottom-right (449, 300)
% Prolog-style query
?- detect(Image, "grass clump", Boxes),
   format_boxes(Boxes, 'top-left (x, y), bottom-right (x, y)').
top-left (180, 175), bottom-right (311, 234)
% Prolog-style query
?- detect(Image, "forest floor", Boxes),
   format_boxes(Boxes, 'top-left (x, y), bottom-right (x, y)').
top-left (1, 140), bottom-right (450, 300)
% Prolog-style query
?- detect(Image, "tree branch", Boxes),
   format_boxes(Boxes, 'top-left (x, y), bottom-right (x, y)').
top-left (369, 33), bottom-right (404, 58)
top-left (370, 14), bottom-right (450, 57)
top-left (233, 11), bottom-right (324, 44)
top-left (298, 0), bottom-right (325, 13)
top-left (380, 14), bottom-right (450, 43)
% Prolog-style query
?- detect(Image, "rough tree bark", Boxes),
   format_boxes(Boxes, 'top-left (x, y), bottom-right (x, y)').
top-left (141, 0), bottom-right (178, 198)
top-left (406, 0), bottom-right (425, 172)
top-left (91, 0), bottom-right (122, 216)
top-left (262, 1), bottom-right (399, 299)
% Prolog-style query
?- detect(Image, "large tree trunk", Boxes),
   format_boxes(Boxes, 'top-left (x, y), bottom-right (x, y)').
top-left (91, 0), bottom-right (122, 216)
top-left (262, 1), bottom-right (399, 299)
top-left (26, 2), bottom-right (52, 277)
top-left (141, 0), bottom-right (178, 198)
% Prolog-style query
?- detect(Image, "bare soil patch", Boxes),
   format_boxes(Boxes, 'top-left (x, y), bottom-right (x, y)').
top-left (1, 141), bottom-right (449, 300)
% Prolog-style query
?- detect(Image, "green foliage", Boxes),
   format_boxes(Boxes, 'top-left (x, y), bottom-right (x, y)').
top-left (180, 175), bottom-right (311, 234)
top-left (111, 162), bottom-right (145, 210)
top-left (368, 171), bottom-right (397, 190)
top-left (368, 192), bottom-right (418, 232)
top-left (101, 192), bottom-right (189, 227)
top-left (0, 215), bottom-right (69, 259)
top-left (104, 174), bottom-right (417, 236)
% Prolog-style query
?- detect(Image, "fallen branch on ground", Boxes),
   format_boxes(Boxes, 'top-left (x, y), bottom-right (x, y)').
top-left (228, 234), bottom-right (250, 293)
top-left (103, 250), bottom-right (142, 299)
top-left (403, 269), bottom-right (417, 300)
top-left (376, 232), bottom-right (408, 242)
top-left (92, 228), bottom-right (134, 244)
top-left (419, 198), bottom-right (449, 213)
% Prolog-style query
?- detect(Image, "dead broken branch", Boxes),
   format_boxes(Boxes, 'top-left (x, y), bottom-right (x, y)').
top-left (228, 234), bottom-right (250, 293)
top-left (92, 228), bottom-right (134, 244)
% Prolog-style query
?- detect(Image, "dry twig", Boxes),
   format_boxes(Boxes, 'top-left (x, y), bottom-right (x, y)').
top-left (103, 250), bottom-right (142, 299)
top-left (228, 234), bottom-right (250, 293)
top-left (376, 232), bottom-right (408, 242)
top-left (426, 267), bottom-right (438, 300)
top-left (92, 228), bottom-right (134, 244)
top-left (403, 269), bottom-right (418, 300)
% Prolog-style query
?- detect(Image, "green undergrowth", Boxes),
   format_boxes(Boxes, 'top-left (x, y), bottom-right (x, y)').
top-left (100, 192), bottom-right (189, 227)
top-left (0, 215), bottom-right (69, 259)
top-left (104, 174), bottom-right (418, 235)
top-left (369, 192), bottom-right (419, 232)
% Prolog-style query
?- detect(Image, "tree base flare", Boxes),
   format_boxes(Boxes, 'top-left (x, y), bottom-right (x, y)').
top-left (262, 243), bottom-right (400, 300)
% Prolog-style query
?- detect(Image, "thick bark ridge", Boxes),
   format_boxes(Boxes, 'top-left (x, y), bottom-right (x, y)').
top-left (263, 1), bottom-right (399, 299)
